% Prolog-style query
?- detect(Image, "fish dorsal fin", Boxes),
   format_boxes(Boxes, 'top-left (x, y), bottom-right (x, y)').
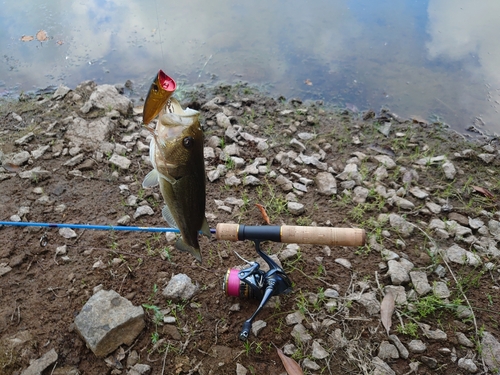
top-left (142, 169), bottom-right (159, 188)
top-left (162, 205), bottom-right (178, 229)
top-left (201, 217), bottom-right (211, 238)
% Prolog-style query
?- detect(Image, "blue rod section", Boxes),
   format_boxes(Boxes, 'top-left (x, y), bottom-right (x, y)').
top-left (0, 221), bottom-right (217, 234)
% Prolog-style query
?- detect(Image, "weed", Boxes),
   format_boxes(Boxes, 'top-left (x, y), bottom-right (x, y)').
top-left (396, 322), bottom-right (419, 338)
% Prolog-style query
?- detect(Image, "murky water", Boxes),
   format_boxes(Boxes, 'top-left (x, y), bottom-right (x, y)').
top-left (1, 0), bottom-right (499, 133)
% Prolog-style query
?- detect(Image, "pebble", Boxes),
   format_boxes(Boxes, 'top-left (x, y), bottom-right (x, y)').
top-left (408, 340), bottom-right (426, 353)
top-left (457, 358), bottom-right (478, 373)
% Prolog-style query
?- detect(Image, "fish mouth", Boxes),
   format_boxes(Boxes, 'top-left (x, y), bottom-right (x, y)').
top-left (143, 70), bottom-right (177, 124)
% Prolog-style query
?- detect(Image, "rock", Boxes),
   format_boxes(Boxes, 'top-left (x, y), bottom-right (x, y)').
top-left (388, 214), bottom-right (414, 237)
top-left (478, 153), bottom-right (495, 164)
top-left (420, 324), bottom-right (447, 340)
top-left (456, 332), bottom-right (474, 348)
top-left (127, 363), bottom-right (151, 375)
top-left (481, 331), bottom-right (500, 373)
top-left (59, 228), bottom-right (77, 239)
top-left (442, 161), bottom-right (456, 179)
top-left (353, 186), bottom-right (369, 203)
top-left (288, 202), bottom-right (305, 215)
top-left (409, 271), bottom-right (431, 295)
top-left (425, 201), bottom-right (442, 214)
top-left (9, 150), bottom-right (31, 166)
top-left (14, 132), bottom-right (34, 145)
top-left (21, 348), bottom-right (58, 375)
top-left (389, 196), bottom-right (415, 210)
top-left (409, 186), bottom-right (429, 199)
top-left (52, 84), bottom-right (71, 100)
top-left (133, 205), bottom-right (154, 219)
top-left (0, 264), bottom-right (13, 277)
top-left (457, 358), bottom-right (478, 373)
top-left (303, 358), bottom-right (320, 371)
top-left (311, 340), bottom-right (329, 359)
top-left (80, 84), bottom-right (131, 115)
top-left (216, 112), bottom-right (231, 128)
top-left (335, 258), bottom-right (352, 269)
top-left (433, 281), bottom-right (451, 298)
top-left (74, 290), bottom-right (144, 357)
top-left (446, 244), bottom-right (481, 266)
top-left (372, 356), bottom-right (396, 375)
top-left (162, 274), bottom-right (198, 300)
top-left (468, 217), bottom-right (484, 229)
top-left (378, 341), bottom-right (399, 360)
top-left (285, 311), bottom-right (305, 325)
top-left (251, 320), bottom-right (267, 337)
top-left (236, 363), bottom-right (248, 375)
top-left (373, 166), bottom-right (388, 181)
top-left (373, 155), bottom-right (396, 169)
top-left (109, 153), bottom-right (131, 169)
top-left (66, 117), bottom-right (116, 148)
top-left (280, 244), bottom-right (299, 261)
top-left (421, 356), bottom-right (438, 369)
top-left (291, 323), bottom-right (312, 342)
top-left (63, 153), bottom-right (84, 167)
top-left (387, 260), bottom-right (410, 285)
top-left (384, 286), bottom-right (407, 305)
top-left (408, 340), bottom-right (426, 353)
top-left (356, 291), bottom-right (380, 315)
top-left (315, 172), bottom-right (337, 195)
top-left (337, 163), bottom-right (361, 183)
top-left (388, 335), bottom-right (409, 359)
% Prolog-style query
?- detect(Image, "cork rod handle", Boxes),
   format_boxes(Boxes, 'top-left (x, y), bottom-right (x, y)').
top-left (215, 223), bottom-right (366, 247)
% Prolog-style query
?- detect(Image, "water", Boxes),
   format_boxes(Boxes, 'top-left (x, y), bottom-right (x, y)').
top-left (1, 0), bottom-right (499, 133)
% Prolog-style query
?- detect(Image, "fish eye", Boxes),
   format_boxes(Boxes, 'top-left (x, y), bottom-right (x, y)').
top-left (152, 83), bottom-right (159, 92)
top-left (183, 136), bottom-right (194, 148)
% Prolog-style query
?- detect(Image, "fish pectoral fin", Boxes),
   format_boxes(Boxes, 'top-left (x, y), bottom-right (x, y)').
top-left (201, 217), bottom-right (211, 238)
top-left (175, 238), bottom-right (202, 263)
top-left (159, 170), bottom-right (179, 185)
top-left (161, 205), bottom-right (179, 229)
top-left (142, 170), bottom-right (159, 188)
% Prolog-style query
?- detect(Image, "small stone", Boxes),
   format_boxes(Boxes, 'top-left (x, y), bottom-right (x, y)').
top-left (373, 155), bottom-right (396, 169)
top-left (315, 172), bottom-right (337, 195)
top-left (311, 340), bottom-right (329, 359)
top-left (388, 214), bottom-right (414, 237)
top-left (478, 153), bottom-right (495, 164)
top-left (303, 358), bottom-right (320, 371)
top-left (288, 202), bottom-right (305, 215)
top-left (387, 260), bottom-right (410, 285)
top-left (457, 358), bottom-right (478, 373)
top-left (109, 153), bottom-right (131, 169)
top-left (421, 356), bottom-right (438, 369)
top-left (446, 244), bottom-right (481, 266)
top-left (162, 274), bottom-right (198, 301)
top-left (292, 323), bottom-right (312, 342)
top-left (286, 311), bottom-right (305, 325)
top-left (378, 341), bottom-right (399, 360)
top-left (128, 363), bottom-right (151, 375)
top-left (409, 186), bottom-right (429, 199)
top-left (20, 348), bottom-right (58, 375)
top-left (334, 258), bottom-right (351, 269)
top-left (59, 228), bottom-right (77, 239)
top-left (280, 244), bottom-right (299, 260)
top-left (409, 271), bottom-right (432, 295)
top-left (236, 363), bottom-right (248, 375)
top-left (389, 335), bottom-right (409, 359)
top-left (433, 281), bottom-right (450, 298)
top-left (372, 356), bottom-right (396, 375)
top-left (133, 205), bottom-right (154, 219)
top-left (456, 332), bottom-right (474, 348)
top-left (442, 161), bottom-right (456, 179)
top-left (408, 340), bottom-right (426, 353)
top-left (251, 320), bottom-right (267, 337)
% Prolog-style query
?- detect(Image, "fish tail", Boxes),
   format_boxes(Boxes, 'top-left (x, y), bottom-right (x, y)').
top-left (175, 238), bottom-right (202, 263)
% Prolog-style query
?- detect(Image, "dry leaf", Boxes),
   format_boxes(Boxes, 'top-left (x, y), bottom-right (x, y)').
top-left (472, 186), bottom-right (495, 200)
top-left (304, 79), bottom-right (313, 86)
top-left (20, 35), bottom-right (34, 42)
top-left (36, 30), bottom-right (48, 42)
top-left (277, 347), bottom-right (304, 375)
top-left (2, 162), bottom-right (20, 172)
top-left (380, 291), bottom-right (395, 335)
top-left (255, 203), bottom-right (271, 225)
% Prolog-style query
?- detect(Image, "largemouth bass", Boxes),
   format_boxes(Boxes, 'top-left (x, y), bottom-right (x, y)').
top-left (142, 72), bottom-right (210, 262)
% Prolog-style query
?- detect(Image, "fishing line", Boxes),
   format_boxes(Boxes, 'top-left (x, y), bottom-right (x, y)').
top-left (154, 0), bottom-right (165, 66)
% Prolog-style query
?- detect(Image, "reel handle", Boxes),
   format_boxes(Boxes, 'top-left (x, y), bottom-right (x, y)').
top-left (216, 223), bottom-right (366, 247)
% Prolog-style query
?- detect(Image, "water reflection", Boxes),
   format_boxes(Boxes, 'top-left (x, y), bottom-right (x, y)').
top-left (0, 0), bottom-right (499, 133)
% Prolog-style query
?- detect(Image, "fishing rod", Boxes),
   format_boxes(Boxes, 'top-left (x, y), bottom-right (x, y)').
top-left (0, 221), bottom-right (365, 247)
top-left (1, 220), bottom-right (365, 340)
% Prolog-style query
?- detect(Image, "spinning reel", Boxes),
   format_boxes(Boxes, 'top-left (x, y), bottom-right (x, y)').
top-left (223, 240), bottom-right (292, 341)
top-left (217, 223), bottom-right (366, 341)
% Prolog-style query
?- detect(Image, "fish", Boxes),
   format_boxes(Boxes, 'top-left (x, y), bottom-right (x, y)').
top-left (143, 94), bottom-right (210, 263)
top-left (143, 69), bottom-right (176, 125)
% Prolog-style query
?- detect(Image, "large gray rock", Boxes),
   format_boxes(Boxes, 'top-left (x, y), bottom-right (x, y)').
top-left (80, 84), bottom-right (131, 116)
top-left (74, 289), bottom-right (145, 357)
top-left (409, 271), bottom-right (431, 295)
top-left (446, 244), bottom-right (482, 266)
top-left (162, 273), bottom-right (198, 300)
top-left (387, 260), bottom-right (411, 285)
top-left (66, 117), bottom-right (116, 148)
top-left (482, 331), bottom-right (500, 374)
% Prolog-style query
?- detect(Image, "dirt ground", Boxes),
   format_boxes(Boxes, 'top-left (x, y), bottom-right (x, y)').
top-left (0, 82), bottom-right (499, 375)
